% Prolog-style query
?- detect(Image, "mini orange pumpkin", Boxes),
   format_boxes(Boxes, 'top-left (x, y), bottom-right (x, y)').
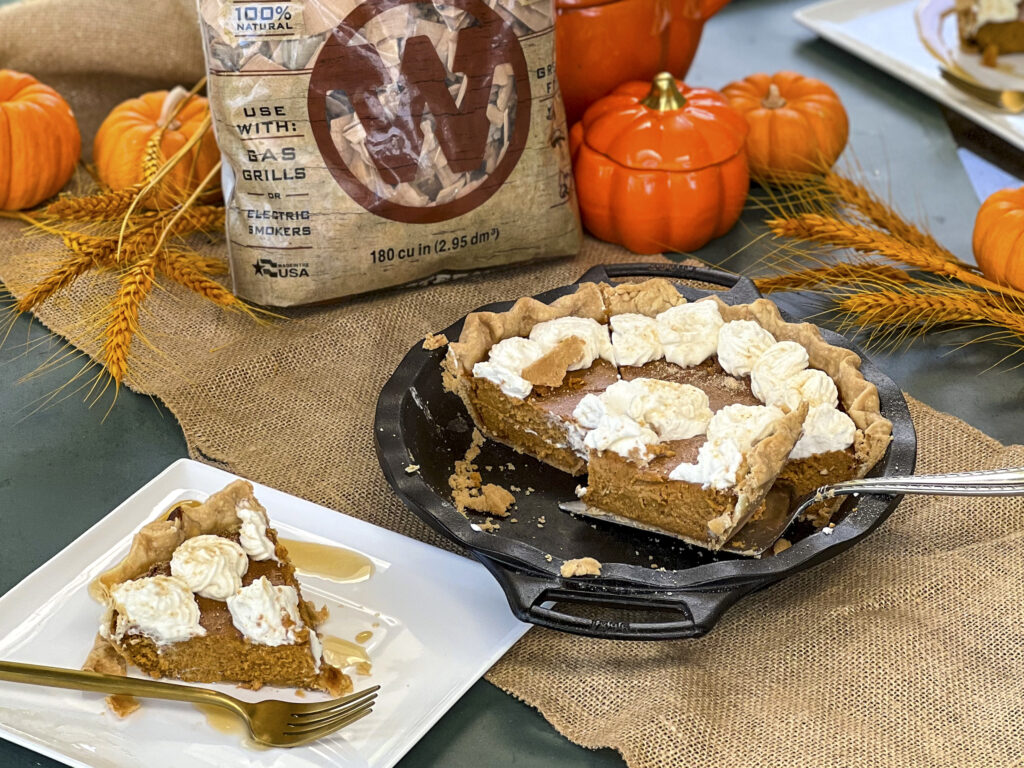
top-left (972, 186), bottom-right (1024, 291)
top-left (0, 70), bottom-right (81, 211)
top-left (94, 87), bottom-right (220, 208)
top-left (570, 73), bottom-right (749, 254)
top-left (721, 71), bottom-right (848, 180)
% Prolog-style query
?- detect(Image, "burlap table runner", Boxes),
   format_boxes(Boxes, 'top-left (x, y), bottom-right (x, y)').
top-left (3, 2), bottom-right (1024, 765)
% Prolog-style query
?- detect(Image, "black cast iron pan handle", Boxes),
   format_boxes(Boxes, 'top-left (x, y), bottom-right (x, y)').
top-left (476, 554), bottom-right (764, 640)
top-left (576, 262), bottom-right (762, 304)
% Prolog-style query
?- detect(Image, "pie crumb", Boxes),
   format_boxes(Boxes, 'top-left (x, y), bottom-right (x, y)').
top-left (294, 690), bottom-right (306, 698)
top-left (108, 694), bottom-right (141, 718)
top-left (772, 538), bottom-right (792, 555)
top-left (405, 464), bottom-right (420, 474)
top-left (560, 557), bottom-right (602, 577)
top-left (449, 429), bottom-right (515, 517)
top-left (544, 554), bottom-right (553, 562)
top-left (422, 332), bottom-right (449, 350)
top-left (478, 518), bottom-right (501, 532)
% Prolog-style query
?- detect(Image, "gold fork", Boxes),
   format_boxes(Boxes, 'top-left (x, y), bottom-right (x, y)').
top-left (940, 67), bottom-right (1024, 113)
top-left (0, 660), bottom-right (379, 748)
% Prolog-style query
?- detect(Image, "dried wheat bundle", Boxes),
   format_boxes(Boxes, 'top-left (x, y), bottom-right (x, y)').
top-left (758, 169), bottom-right (1024, 363)
top-left (3, 80), bottom-right (262, 389)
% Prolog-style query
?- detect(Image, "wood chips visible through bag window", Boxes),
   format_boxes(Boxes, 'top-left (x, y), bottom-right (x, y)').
top-left (197, 0), bottom-right (580, 306)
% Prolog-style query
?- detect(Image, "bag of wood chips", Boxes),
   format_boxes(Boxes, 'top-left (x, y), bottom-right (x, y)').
top-left (196, 0), bottom-right (580, 306)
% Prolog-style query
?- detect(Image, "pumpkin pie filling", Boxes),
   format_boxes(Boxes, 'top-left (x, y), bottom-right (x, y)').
top-left (444, 279), bottom-right (892, 551)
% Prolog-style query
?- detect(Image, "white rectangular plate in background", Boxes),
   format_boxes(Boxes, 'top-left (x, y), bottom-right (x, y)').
top-left (795, 0), bottom-right (1024, 152)
top-left (0, 459), bottom-right (529, 768)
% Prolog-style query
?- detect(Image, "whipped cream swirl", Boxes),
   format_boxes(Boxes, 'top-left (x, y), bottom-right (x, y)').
top-left (471, 337), bottom-right (545, 400)
top-left (669, 404), bottom-right (785, 489)
top-left (528, 316), bottom-right (614, 370)
top-left (226, 576), bottom-right (304, 646)
top-left (472, 317), bottom-right (613, 399)
top-left (574, 378), bottom-right (712, 459)
top-left (655, 300), bottom-right (724, 367)
top-left (716, 320), bottom-right (776, 377)
top-left (170, 534), bottom-right (248, 600)
top-left (610, 313), bottom-right (662, 367)
top-left (108, 575), bottom-right (206, 645)
top-left (791, 403), bottom-right (856, 460)
top-left (974, 0), bottom-right (1020, 32)
top-left (236, 500), bottom-right (278, 562)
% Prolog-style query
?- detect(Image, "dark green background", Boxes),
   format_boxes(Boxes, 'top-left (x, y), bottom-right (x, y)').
top-left (1, 0), bottom-right (1021, 766)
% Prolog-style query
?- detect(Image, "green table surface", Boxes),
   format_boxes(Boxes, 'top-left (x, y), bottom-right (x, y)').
top-left (2, 0), bottom-right (1022, 766)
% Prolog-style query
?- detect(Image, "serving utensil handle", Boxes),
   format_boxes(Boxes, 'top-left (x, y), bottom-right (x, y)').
top-left (795, 467), bottom-right (1024, 520)
top-left (819, 467), bottom-right (1024, 497)
top-left (0, 660), bottom-right (239, 711)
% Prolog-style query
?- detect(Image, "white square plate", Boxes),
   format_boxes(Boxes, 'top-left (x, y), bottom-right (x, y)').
top-left (0, 459), bottom-right (529, 768)
top-left (795, 0), bottom-right (1024, 152)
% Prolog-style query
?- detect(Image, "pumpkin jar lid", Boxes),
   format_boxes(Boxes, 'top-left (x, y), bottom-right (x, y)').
top-left (578, 72), bottom-right (748, 172)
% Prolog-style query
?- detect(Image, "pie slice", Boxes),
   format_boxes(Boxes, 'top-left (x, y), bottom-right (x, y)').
top-left (956, 0), bottom-right (1024, 61)
top-left (85, 480), bottom-right (351, 714)
top-left (443, 278), bottom-right (892, 550)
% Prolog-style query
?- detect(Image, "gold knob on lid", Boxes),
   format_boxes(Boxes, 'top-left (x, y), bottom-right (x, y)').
top-left (640, 72), bottom-right (687, 111)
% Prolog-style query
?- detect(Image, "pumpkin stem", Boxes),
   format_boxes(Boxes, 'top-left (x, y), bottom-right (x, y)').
top-left (157, 86), bottom-right (191, 132)
top-left (640, 72), bottom-right (687, 112)
top-left (761, 83), bottom-right (787, 110)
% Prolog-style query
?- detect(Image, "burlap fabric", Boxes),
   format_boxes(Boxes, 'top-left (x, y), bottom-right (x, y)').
top-left (3, 2), bottom-right (1024, 766)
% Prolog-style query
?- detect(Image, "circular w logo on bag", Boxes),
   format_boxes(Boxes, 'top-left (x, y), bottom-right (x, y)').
top-left (308, 0), bottom-right (531, 223)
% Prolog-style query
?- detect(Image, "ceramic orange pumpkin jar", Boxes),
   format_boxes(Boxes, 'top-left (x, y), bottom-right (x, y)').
top-left (570, 73), bottom-right (749, 254)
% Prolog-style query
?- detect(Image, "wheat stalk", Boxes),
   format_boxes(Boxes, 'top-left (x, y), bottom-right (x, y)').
top-left (755, 261), bottom-right (911, 294)
top-left (156, 251), bottom-right (242, 308)
top-left (15, 253), bottom-right (97, 312)
top-left (819, 173), bottom-right (975, 270)
top-left (183, 205), bottom-right (226, 232)
top-left (44, 187), bottom-right (146, 221)
top-left (140, 161), bottom-right (222, 261)
top-left (102, 258), bottom-right (157, 386)
top-left (768, 214), bottom-right (1024, 302)
top-left (832, 283), bottom-right (1024, 353)
top-left (117, 112), bottom-right (212, 250)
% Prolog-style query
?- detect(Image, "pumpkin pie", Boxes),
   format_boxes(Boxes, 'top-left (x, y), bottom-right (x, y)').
top-left (956, 0), bottom-right (1024, 61)
top-left (84, 480), bottom-right (351, 715)
top-left (443, 279), bottom-right (892, 550)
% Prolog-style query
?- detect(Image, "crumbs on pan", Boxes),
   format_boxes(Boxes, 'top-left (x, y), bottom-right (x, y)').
top-left (772, 538), bottom-right (792, 555)
top-left (560, 557), bottom-right (602, 577)
top-left (422, 332), bottom-right (449, 350)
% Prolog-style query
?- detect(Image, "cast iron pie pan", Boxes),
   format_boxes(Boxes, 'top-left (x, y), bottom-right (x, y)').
top-left (374, 263), bottom-right (917, 640)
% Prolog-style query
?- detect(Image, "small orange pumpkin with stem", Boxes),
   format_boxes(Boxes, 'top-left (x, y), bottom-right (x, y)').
top-left (570, 72), bottom-right (749, 254)
top-left (722, 71), bottom-right (848, 180)
top-left (973, 186), bottom-right (1024, 291)
top-left (93, 87), bottom-right (221, 208)
top-left (0, 69), bottom-right (81, 211)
